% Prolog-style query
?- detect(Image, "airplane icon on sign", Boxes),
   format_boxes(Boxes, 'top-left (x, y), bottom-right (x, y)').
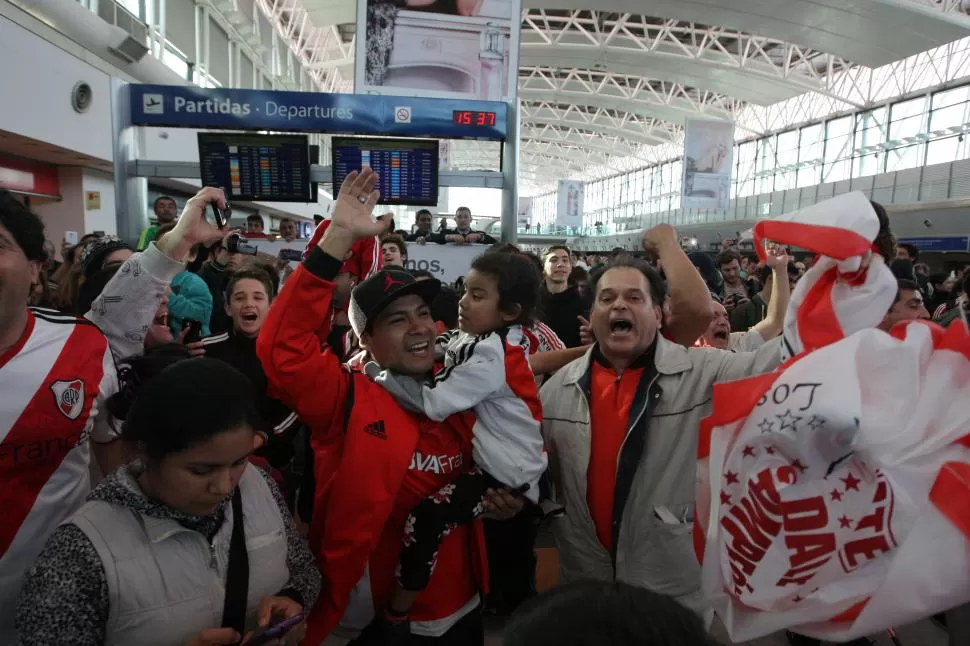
top-left (143, 94), bottom-right (164, 114)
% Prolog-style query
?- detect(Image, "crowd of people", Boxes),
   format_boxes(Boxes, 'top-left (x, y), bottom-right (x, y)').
top-left (2, 172), bottom-right (970, 646)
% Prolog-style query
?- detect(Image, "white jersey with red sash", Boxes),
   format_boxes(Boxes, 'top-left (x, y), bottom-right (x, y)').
top-left (0, 308), bottom-right (118, 638)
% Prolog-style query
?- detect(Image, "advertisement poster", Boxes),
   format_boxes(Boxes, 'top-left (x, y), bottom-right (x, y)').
top-left (354, 0), bottom-right (523, 101)
top-left (681, 118), bottom-right (735, 211)
top-left (555, 179), bottom-right (584, 229)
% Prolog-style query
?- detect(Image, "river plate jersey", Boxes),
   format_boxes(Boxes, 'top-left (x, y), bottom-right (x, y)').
top-left (0, 308), bottom-right (117, 637)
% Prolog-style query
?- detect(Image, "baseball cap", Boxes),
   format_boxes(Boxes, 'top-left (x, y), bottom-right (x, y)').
top-left (348, 269), bottom-right (441, 338)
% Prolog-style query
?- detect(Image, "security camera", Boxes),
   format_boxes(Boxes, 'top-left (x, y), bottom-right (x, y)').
top-left (71, 82), bottom-right (92, 114)
top-left (923, 218), bottom-right (933, 228)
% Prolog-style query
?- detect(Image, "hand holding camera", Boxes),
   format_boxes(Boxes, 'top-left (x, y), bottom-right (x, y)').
top-left (159, 186), bottom-right (232, 262)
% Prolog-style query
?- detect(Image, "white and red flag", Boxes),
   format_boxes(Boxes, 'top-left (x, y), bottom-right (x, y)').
top-left (697, 193), bottom-right (970, 641)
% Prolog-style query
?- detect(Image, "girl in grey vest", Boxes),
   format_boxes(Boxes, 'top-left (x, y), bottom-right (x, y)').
top-left (16, 348), bottom-right (321, 646)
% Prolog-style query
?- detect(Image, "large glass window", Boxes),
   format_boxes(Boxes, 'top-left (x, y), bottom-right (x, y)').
top-left (822, 116), bottom-right (853, 183)
top-left (927, 86), bottom-right (970, 166)
top-left (527, 81), bottom-right (970, 236)
top-left (885, 96), bottom-right (927, 172)
top-left (797, 124), bottom-right (823, 187)
top-left (774, 130), bottom-right (799, 190)
top-left (735, 140), bottom-right (757, 197)
top-left (852, 108), bottom-right (887, 177)
top-left (755, 137), bottom-right (776, 194)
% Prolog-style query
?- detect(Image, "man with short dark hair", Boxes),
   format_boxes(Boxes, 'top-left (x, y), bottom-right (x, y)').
top-left (715, 248), bottom-right (749, 312)
top-left (441, 207), bottom-right (496, 246)
top-left (730, 261), bottom-right (798, 333)
top-left (279, 217), bottom-right (300, 242)
top-left (136, 195), bottom-right (178, 250)
top-left (896, 242), bottom-right (919, 262)
top-left (257, 169), bottom-right (521, 644)
top-left (380, 235), bottom-right (407, 268)
top-left (406, 209), bottom-right (438, 243)
top-left (878, 279), bottom-right (929, 331)
top-left (539, 225), bottom-right (781, 624)
top-left (246, 213), bottom-right (268, 239)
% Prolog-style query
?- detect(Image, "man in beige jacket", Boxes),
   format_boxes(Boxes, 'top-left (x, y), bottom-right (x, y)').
top-left (539, 225), bottom-right (781, 621)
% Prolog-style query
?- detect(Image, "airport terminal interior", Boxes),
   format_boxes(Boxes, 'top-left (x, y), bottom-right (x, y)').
top-left (3, 0), bottom-right (970, 644)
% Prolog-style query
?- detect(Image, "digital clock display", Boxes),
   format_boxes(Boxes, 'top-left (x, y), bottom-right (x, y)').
top-left (453, 110), bottom-right (497, 127)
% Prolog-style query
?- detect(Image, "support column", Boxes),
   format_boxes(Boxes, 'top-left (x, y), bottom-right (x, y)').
top-left (500, 99), bottom-right (519, 243)
top-left (110, 79), bottom-right (148, 246)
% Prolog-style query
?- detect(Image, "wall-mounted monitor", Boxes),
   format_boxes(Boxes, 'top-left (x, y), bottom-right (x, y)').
top-left (198, 133), bottom-right (311, 203)
top-left (331, 136), bottom-right (439, 207)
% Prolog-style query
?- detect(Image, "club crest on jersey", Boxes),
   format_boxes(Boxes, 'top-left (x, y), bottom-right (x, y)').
top-left (50, 379), bottom-right (85, 420)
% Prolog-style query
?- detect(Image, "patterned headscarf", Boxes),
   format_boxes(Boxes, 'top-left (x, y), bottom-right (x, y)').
top-left (78, 235), bottom-right (133, 279)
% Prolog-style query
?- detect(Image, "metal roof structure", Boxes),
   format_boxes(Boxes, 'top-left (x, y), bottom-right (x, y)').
top-left (253, 0), bottom-right (970, 190)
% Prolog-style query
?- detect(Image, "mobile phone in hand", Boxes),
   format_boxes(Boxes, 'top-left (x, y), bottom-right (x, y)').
top-left (182, 320), bottom-right (203, 344)
top-left (247, 613), bottom-right (305, 646)
top-left (209, 198), bottom-right (232, 228)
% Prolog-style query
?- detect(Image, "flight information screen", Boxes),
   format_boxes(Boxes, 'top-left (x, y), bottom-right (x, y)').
top-left (198, 133), bottom-right (311, 202)
top-left (331, 137), bottom-right (439, 206)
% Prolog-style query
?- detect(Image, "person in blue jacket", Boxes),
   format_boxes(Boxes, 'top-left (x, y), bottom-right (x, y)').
top-left (157, 226), bottom-right (213, 338)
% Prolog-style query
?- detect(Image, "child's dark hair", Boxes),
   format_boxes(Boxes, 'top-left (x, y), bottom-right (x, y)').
top-left (505, 581), bottom-right (715, 646)
top-left (227, 267), bottom-right (277, 301)
top-left (470, 251), bottom-right (541, 326)
top-left (112, 349), bottom-right (260, 464)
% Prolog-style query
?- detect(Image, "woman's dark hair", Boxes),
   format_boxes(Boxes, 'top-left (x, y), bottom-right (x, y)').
top-left (504, 581), bottom-right (715, 646)
top-left (116, 352), bottom-right (260, 463)
top-left (469, 251), bottom-right (541, 326)
top-left (410, 269), bottom-right (435, 280)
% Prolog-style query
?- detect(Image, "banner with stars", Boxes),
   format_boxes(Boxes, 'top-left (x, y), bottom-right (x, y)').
top-left (695, 320), bottom-right (970, 643)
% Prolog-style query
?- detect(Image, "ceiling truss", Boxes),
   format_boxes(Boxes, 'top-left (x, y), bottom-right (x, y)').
top-left (519, 11), bottom-right (854, 99)
top-left (252, 0), bottom-right (970, 190)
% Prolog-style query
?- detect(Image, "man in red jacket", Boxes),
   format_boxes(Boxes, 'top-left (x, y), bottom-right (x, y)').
top-left (257, 169), bottom-right (522, 645)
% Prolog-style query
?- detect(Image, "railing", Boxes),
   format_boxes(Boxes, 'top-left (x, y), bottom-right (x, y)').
top-left (525, 157), bottom-right (970, 237)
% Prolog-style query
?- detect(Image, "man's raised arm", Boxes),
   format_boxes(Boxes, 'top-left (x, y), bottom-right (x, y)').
top-left (257, 169), bottom-right (388, 435)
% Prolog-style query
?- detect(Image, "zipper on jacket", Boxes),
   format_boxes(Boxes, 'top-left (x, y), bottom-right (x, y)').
top-left (614, 374), bottom-right (658, 471)
top-left (611, 374), bottom-right (661, 567)
top-left (208, 540), bottom-right (218, 569)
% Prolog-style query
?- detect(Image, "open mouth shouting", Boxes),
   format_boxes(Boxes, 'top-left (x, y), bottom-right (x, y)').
top-left (711, 325), bottom-right (730, 343)
top-left (609, 316), bottom-right (635, 338)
